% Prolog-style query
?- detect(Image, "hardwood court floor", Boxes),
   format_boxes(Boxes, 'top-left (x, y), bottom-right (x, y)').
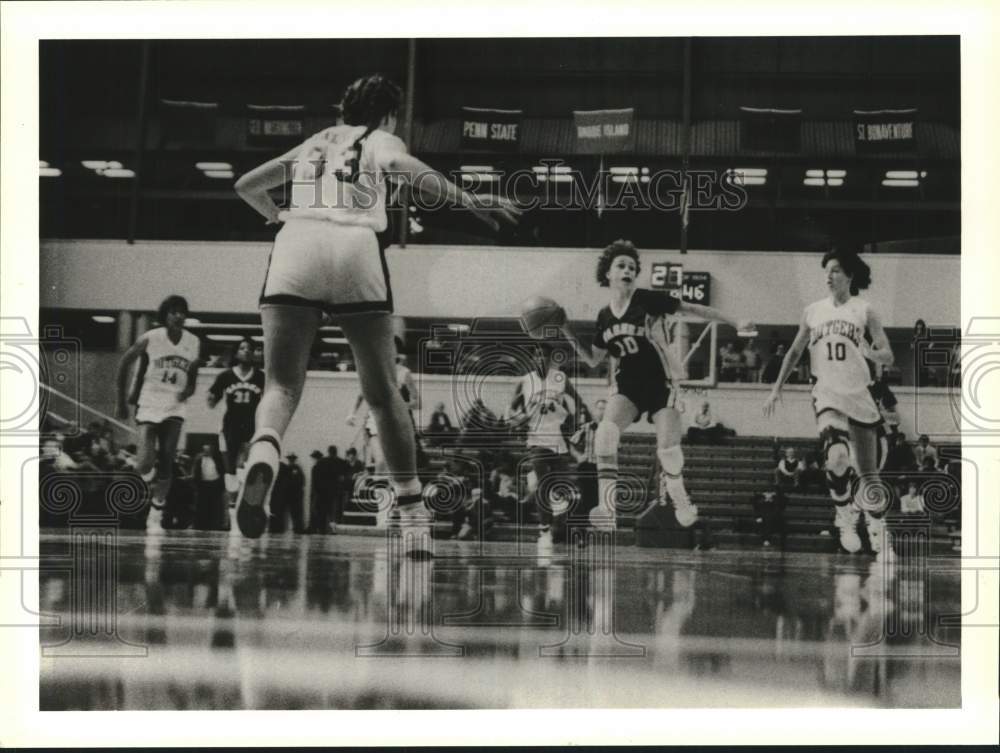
top-left (39, 528), bottom-right (961, 710)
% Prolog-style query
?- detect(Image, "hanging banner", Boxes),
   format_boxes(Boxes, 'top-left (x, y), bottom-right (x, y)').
top-left (739, 106), bottom-right (802, 152)
top-left (461, 107), bottom-right (522, 152)
top-left (854, 108), bottom-right (917, 152)
top-left (573, 108), bottom-right (635, 154)
top-left (246, 104), bottom-right (305, 146)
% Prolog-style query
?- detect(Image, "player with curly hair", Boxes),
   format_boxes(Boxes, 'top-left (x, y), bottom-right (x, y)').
top-left (561, 240), bottom-right (752, 530)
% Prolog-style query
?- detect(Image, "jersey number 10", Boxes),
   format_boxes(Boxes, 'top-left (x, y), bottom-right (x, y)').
top-left (826, 342), bottom-right (847, 361)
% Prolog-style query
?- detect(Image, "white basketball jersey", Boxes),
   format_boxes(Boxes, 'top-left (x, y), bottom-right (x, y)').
top-left (137, 328), bottom-right (200, 413)
top-left (805, 296), bottom-right (872, 394)
top-left (285, 125), bottom-right (407, 232)
top-left (521, 368), bottom-right (574, 453)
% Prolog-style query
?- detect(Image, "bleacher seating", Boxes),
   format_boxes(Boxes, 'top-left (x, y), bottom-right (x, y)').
top-left (339, 432), bottom-right (961, 553)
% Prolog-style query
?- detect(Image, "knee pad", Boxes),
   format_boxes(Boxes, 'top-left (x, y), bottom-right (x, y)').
top-left (820, 425), bottom-right (851, 476)
top-left (657, 445), bottom-right (684, 478)
top-left (826, 466), bottom-right (858, 504)
top-left (594, 420), bottom-right (620, 461)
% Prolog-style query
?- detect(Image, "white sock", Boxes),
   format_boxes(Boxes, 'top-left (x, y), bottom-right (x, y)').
top-left (392, 477), bottom-right (423, 500)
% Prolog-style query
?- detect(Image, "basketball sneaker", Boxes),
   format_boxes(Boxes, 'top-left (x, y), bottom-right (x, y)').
top-left (661, 470), bottom-right (699, 527)
top-left (235, 461), bottom-right (274, 539)
top-left (391, 494), bottom-right (434, 560)
top-left (865, 511), bottom-right (896, 564)
top-left (145, 504), bottom-right (163, 533)
top-left (834, 503), bottom-right (862, 553)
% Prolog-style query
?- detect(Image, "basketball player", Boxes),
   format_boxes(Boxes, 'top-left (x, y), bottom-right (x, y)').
top-left (115, 294), bottom-right (201, 528)
top-left (561, 240), bottom-right (751, 530)
top-left (507, 343), bottom-right (581, 550)
top-left (763, 246), bottom-right (895, 560)
top-left (232, 74), bottom-right (520, 546)
top-left (207, 336), bottom-right (265, 493)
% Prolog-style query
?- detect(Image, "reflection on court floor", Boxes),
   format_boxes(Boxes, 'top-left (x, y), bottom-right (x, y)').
top-left (39, 529), bottom-right (960, 710)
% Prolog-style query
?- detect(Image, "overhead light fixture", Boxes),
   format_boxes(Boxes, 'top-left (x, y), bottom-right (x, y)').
top-left (321, 337), bottom-right (349, 345)
top-left (103, 168), bottom-right (136, 178)
top-left (882, 178), bottom-right (920, 188)
top-left (803, 169), bottom-right (846, 187)
top-left (885, 170), bottom-right (918, 180)
top-left (207, 334), bottom-right (245, 342)
top-left (726, 168), bottom-right (767, 186)
top-left (91, 315), bottom-right (115, 324)
top-left (185, 322), bottom-right (256, 330)
top-left (40, 160), bottom-right (49, 168)
top-left (82, 160), bottom-right (109, 170)
top-left (204, 170), bottom-right (234, 179)
top-left (40, 167), bottom-right (62, 177)
top-left (196, 162), bottom-right (233, 171)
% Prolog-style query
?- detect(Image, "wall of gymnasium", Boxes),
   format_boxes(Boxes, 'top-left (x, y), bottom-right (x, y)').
top-left (40, 240), bottom-right (960, 328)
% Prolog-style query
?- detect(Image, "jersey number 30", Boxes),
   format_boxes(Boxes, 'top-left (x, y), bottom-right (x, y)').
top-left (615, 336), bottom-right (640, 357)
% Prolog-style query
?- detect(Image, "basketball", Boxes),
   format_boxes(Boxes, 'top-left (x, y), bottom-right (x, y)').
top-left (520, 296), bottom-right (567, 339)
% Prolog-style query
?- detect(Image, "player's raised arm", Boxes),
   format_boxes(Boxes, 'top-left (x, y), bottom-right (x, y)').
top-left (115, 334), bottom-right (149, 419)
top-left (234, 143), bottom-right (304, 224)
top-left (676, 301), bottom-right (754, 335)
top-left (384, 151), bottom-right (521, 232)
top-left (864, 306), bottom-right (894, 367)
top-left (560, 322), bottom-right (607, 369)
top-left (763, 314), bottom-right (811, 417)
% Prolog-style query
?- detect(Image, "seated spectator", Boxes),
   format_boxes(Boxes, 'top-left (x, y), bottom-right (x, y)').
top-left (774, 447), bottom-right (803, 490)
top-left (751, 487), bottom-right (787, 548)
top-left (919, 455), bottom-right (939, 475)
top-left (425, 402), bottom-right (456, 445)
top-left (870, 371), bottom-right (901, 436)
top-left (760, 343), bottom-right (786, 384)
top-left (884, 431), bottom-right (917, 474)
top-left (899, 480), bottom-right (926, 515)
top-left (428, 457), bottom-right (486, 541)
top-left (484, 454), bottom-right (519, 523)
top-left (913, 434), bottom-right (939, 469)
top-left (719, 341), bottom-right (744, 382)
top-left (742, 339), bottom-right (762, 383)
top-left (799, 451), bottom-right (825, 492)
top-left (686, 401), bottom-right (736, 445)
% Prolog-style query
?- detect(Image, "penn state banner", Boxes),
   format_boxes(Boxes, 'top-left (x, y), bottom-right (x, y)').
top-left (573, 108), bottom-right (635, 154)
top-left (854, 108), bottom-right (917, 152)
top-left (461, 107), bottom-right (522, 152)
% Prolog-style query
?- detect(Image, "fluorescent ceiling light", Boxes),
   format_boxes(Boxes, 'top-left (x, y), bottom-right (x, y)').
top-left (882, 179), bottom-right (920, 187)
top-left (885, 170), bottom-right (918, 180)
top-left (204, 170), bottom-right (234, 179)
top-left (103, 168), bottom-right (135, 178)
top-left (40, 168), bottom-right (62, 177)
top-left (91, 315), bottom-right (115, 324)
top-left (196, 162), bottom-right (232, 171)
top-left (803, 177), bottom-right (825, 187)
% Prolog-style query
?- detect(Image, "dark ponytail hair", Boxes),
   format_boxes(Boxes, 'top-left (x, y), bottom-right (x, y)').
top-left (821, 244), bottom-right (871, 295)
top-left (340, 74), bottom-right (403, 130)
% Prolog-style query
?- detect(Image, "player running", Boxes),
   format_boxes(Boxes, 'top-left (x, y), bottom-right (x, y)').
top-left (232, 74), bottom-right (520, 549)
top-left (506, 343), bottom-right (582, 551)
top-left (763, 245), bottom-right (895, 560)
top-left (207, 336), bottom-right (265, 496)
top-left (562, 240), bottom-right (752, 530)
top-left (115, 294), bottom-right (201, 529)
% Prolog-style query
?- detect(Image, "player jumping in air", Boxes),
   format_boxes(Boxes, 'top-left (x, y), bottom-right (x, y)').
top-left (763, 245), bottom-right (895, 561)
top-left (562, 240), bottom-right (752, 530)
top-left (232, 74), bottom-right (520, 550)
top-left (116, 294), bottom-right (201, 529)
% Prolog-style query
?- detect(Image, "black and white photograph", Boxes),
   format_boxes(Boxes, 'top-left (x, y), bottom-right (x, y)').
top-left (2, 1), bottom-right (998, 747)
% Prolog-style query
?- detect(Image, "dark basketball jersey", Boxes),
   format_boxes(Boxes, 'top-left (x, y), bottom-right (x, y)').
top-left (595, 288), bottom-right (680, 385)
top-left (209, 367), bottom-right (265, 434)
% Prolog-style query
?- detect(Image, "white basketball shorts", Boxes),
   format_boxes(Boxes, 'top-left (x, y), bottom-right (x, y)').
top-left (260, 217), bottom-right (392, 316)
top-left (812, 383), bottom-right (882, 427)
